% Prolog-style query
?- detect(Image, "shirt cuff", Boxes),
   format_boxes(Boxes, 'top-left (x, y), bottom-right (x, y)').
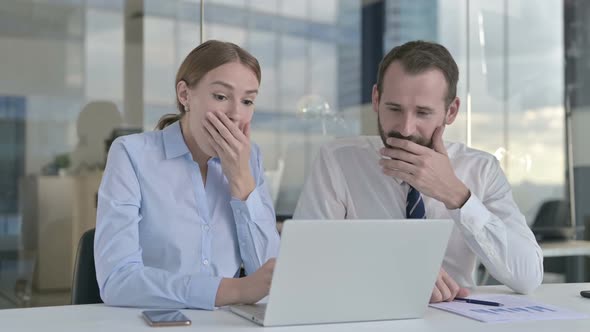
top-left (187, 275), bottom-right (223, 310)
top-left (448, 193), bottom-right (491, 236)
top-left (230, 185), bottom-right (266, 224)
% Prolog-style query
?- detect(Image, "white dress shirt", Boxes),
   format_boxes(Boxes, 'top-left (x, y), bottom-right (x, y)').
top-left (293, 136), bottom-right (543, 294)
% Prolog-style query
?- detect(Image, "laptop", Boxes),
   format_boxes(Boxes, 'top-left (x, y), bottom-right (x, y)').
top-left (230, 219), bottom-right (453, 326)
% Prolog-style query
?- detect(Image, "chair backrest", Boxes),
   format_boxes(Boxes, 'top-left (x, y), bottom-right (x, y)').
top-left (264, 158), bottom-right (285, 208)
top-left (531, 199), bottom-right (573, 240)
top-left (71, 228), bottom-right (102, 304)
top-left (532, 199), bottom-right (570, 227)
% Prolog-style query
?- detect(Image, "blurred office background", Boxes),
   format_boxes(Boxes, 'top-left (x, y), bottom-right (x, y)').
top-left (1, 0), bottom-right (589, 308)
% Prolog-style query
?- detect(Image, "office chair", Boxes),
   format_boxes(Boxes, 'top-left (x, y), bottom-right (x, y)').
top-left (531, 199), bottom-right (573, 241)
top-left (71, 228), bottom-right (103, 304)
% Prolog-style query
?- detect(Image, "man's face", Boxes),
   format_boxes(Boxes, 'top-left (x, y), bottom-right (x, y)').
top-left (378, 112), bottom-right (434, 148)
top-left (373, 61), bottom-right (458, 149)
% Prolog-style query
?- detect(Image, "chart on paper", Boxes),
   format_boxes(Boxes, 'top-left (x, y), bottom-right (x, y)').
top-left (430, 294), bottom-right (589, 323)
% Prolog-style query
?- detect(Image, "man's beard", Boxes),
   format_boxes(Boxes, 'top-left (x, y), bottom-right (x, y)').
top-left (378, 113), bottom-right (432, 149)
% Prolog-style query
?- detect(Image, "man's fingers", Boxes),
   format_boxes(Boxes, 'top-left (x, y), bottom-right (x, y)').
top-left (380, 147), bottom-right (421, 165)
top-left (379, 158), bottom-right (418, 175)
top-left (430, 286), bottom-right (443, 303)
top-left (386, 137), bottom-right (430, 155)
top-left (380, 166), bottom-right (415, 186)
top-left (457, 287), bottom-right (470, 298)
top-left (441, 271), bottom-right (460, 299)
top-left (432, 125), bottom-right (448, 156)
top-left (435, 278), bottom-right (452, 301)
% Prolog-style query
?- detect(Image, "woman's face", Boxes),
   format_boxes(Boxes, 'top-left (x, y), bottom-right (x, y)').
top-left (177, 62), bottom-right (259, 158)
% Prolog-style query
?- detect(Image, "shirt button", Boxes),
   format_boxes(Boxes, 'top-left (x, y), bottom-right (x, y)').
top-left (203, 225), bottom-right (210, 231)
top-left (203, 259), bottom-right (209, 265)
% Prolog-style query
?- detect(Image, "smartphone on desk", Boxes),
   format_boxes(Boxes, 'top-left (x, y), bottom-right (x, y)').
top-left (142, 310), bottom-right (192, 327)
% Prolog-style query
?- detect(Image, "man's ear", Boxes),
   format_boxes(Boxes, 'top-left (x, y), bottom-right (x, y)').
top-left (444, 97), bottom-right (461, 125)
top-left (372, 84), bottom-right (379, 114)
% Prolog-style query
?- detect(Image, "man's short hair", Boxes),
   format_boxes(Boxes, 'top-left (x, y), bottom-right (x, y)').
top-left (376, 40), bottom-right (459, 107)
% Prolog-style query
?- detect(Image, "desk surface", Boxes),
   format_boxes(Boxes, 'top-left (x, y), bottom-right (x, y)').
top-left (1, 283), bottom-right (589, 332)
top-left (539, 240), bottom-right (590, 257)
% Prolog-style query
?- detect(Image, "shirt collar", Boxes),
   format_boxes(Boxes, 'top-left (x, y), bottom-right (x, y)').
top-left (162, 121), bottom-right (190, 160)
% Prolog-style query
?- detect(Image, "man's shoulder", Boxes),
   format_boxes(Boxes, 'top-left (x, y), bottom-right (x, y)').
top-left (446, 141), bottom-right (498, 166)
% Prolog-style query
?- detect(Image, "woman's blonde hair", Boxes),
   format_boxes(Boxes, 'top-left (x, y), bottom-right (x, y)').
top-left (156, 40), bottom-right (261, 130)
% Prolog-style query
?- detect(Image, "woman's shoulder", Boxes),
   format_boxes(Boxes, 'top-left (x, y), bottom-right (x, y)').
top-left (110, 130), bottom-right (163, 156)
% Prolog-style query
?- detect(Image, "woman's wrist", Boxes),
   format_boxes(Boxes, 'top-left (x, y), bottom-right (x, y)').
top-left (230, 171), bottom-right (256, 200)
top-left (215, 278), bottom-right (242, 307)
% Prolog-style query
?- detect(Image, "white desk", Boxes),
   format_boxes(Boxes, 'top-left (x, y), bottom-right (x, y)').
top-left (1, 283), bottom-right (589, 331)
top-left (540, 240), bottom-right (590, 257)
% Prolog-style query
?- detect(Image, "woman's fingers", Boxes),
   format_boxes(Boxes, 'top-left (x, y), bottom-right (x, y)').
top-left (207, 112), bottom-right (245, 145)
top-left (203, 117), bottom-right (234, 157)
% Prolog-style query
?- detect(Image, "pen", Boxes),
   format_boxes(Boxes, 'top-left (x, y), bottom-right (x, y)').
top-left (453, 297), bottom-right (503, 307)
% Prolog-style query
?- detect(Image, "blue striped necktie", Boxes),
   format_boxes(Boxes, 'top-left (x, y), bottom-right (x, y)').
top-left (406, 186), bottom-right (426, 219)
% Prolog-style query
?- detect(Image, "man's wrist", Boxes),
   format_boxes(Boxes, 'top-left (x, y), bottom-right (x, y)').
top-left (445, 183), bottom-right (471, 210)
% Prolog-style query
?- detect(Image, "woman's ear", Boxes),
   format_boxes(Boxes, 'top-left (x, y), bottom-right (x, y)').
top-left (176, 80), bottom-right (190, 108)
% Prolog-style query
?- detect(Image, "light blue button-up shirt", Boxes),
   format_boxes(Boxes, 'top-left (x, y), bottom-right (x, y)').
top-left (94, 121), bottom-right (280, 310)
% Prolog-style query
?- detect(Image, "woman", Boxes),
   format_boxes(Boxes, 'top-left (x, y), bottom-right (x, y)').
top-left (94, 40), bottom-right (280, 310)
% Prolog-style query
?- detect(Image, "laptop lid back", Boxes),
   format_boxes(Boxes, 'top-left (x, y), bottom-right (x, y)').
top-left (263, 219), bottom-right (453, 326)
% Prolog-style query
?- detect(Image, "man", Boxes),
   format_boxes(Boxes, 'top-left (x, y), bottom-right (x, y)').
top-left (293, 41), bottom-right (543, 303)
